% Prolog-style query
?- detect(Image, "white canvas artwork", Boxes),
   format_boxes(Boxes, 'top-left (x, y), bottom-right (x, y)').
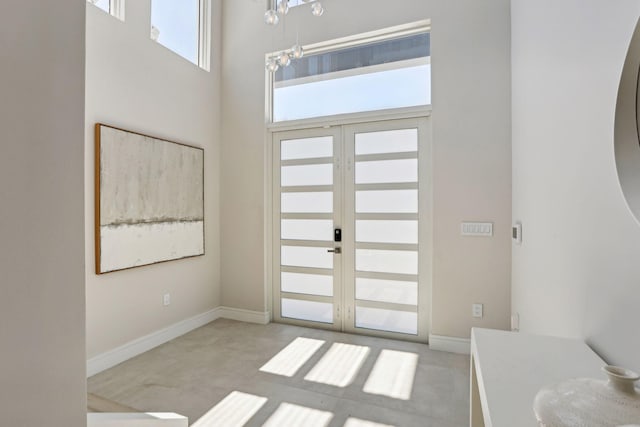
top-left (96, 124), bottom-right (204, 273)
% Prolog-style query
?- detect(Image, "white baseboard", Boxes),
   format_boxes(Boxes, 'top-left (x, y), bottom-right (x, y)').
top-left (429, 334), bottom-right (471, 354)
top-left (87, 306), bottom-right (271, 377)
top-left (88, 308), bottom-right (223, 377)
top-left (219, 306), bottom-right (271, 325)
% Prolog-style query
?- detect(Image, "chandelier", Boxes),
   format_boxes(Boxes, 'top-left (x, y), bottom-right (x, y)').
top-left (264, 0), bottom-right (325, 72)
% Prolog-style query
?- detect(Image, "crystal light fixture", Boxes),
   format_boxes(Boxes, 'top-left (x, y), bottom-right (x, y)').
top-left (264, 0), bottom-right (279, 25)
top-left (266, 57), bottom-right (280, 73)
top-left (311, 2), bottom-right (324, 16)
top-left (264, 0), bottom-right (324, 72)
top-left (291, 44), bottom-right (304, 59)
top-left (150, 25), bottom-right (160, 42)
top-left (277, 0), bottom-right (289, 16)
top-left (264, 9), bottom-right (279, 25)
top-left (277, 51), bottom-right (292, 67)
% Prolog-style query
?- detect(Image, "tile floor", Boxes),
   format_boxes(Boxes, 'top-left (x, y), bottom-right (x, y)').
top-left (88, 319), bottom-right (470, 426)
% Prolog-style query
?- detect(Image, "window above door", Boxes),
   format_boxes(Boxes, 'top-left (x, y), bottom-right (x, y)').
top-left (270, 22), bottom-right (431, 123)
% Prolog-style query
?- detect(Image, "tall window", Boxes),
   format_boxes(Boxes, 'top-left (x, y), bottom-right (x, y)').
top-left (272, 30), bottom-right (431, 122)
top-left (150, 0), bottom-right (211, 70)
top-left (87, 0), bottom-right (125, 20)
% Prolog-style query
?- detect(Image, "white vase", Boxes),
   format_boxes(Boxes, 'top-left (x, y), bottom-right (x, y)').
top-left (533, 365), bottom-right (640, 427)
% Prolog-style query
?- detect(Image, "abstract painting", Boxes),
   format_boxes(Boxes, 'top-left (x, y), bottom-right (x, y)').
top-left (95, 124), bottom-right (204, 274)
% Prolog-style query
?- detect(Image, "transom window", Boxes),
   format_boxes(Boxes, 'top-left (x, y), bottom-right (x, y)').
top-left (271, 29), bottom-right (431, 122)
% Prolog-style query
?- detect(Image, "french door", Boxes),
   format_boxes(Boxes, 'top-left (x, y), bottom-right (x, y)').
top-left (272, 117), bottom-right (430, 341)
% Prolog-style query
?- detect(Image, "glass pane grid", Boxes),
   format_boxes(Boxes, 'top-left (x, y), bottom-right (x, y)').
top-left (356, 220), bottom-right (418, 244)
top-left (282, 272), bottom-right (333, 297)
top-left (351, 127), bottom-right (421, 335)
top-left (355, 306), bottom-right (417, 335)
top-left (276, 124), bottom-right (423, 337)
top-left (356, 189), bottom-right (418, 213)
top-left (355, 159), bottom-right (418, 184)
top-left (281, 164), bottom-right (333, 187)
top-left (355, 277), bottom-right (417, 306)
top-left (281, 219), bottom-right (333, 241)
top-left (355, 249), bottom-right (418, 275)
top-left (282, 246), bottom-right (333, 269)
top-left (355, 129), bottom-right (418, 155)
top-left (282, 192), bottom-right (332, 213)
top-left (282, 298), bottom-right (333, 324)
top-left (281, 137), bottom-right (333, 160)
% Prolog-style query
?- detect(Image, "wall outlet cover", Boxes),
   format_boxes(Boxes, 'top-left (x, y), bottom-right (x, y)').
top-left (472, 303), bottom-right (483, 318)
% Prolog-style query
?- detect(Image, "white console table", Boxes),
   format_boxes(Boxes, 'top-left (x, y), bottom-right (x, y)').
top-left (87, 413), bottom-right (188, 427)
top-left (470, 328), bottom-right (606, 427)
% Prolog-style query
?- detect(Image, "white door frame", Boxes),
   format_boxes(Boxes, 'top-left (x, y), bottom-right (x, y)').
top-left (266, 112), bottom-right (432, 342)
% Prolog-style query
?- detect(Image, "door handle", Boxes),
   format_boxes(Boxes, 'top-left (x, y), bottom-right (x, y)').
top-left (327, 247), bottom-right (341, 254)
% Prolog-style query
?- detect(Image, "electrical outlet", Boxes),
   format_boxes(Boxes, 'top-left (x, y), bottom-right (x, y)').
top-left (511, 312), bottom-right (520, 331)
top-left (163, 293), bottom-right (171, 306)
top-left (472, 303), bottom-right (483, 318)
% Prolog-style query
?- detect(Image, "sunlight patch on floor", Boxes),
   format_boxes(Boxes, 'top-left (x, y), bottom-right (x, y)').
top-left (263, 402), bottom-right (333, 427)
top-left (259, 337), bottom-right (326, 377)
top-left (191, 391), bottom-right (267, 427)
top-left (304, 342), bottom-right (370, 387)
top-left (344, 417), bottom-right (395, 427)
top-left (363, 349), bottom-right (418, 400)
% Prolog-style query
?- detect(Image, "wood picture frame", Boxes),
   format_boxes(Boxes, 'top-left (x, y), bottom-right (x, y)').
top-left (95, 124), bottom-right (205, 274)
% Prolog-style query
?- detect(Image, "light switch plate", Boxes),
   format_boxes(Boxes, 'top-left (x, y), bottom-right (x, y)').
top-left (461, 222), bottom-right (493, 236)
top-left (512, 223), bottom-right (522, 244)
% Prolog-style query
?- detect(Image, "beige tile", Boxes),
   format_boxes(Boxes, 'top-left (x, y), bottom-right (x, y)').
top-left (88, 319), bottom-right (469, 426)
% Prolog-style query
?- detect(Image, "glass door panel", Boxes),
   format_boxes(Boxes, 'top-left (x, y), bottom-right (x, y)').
top-left (355, 277), bottom-right (418, 305)
top-left (355, 189), bottom-right (418, 213)
top-left (281, 299), bottom-right (334, 324)
top-left (281, 245), bottom-right (333, 269)
top-left (355, 249), bottom-right (418, 275)
top-left (343, 119), bottom-right (429, 340)
top-left (356, 220), bottom-right (419, 244)
top-left (281, 219), bottom-right (334, 241)
top-left (281, 164), bottom-right (333, 186)
top-left (355, 306), bottom-right (418, 335)
top-left (281, 272), bottom-right (333, 297)
top-left (282, 192), bottom-right (333, 213)
top-left (273, 128), bottom-right (341, 329)
top-left (355, 159), bottom-right (418, 184)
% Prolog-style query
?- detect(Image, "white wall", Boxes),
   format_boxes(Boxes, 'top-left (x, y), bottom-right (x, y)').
top-left (0, 1), bottom-right (87, 425)
top-left (512, 0), bottom-right (640, 371)
top-left (221, 0), bottom-right (512, 338)
top-left (85, 1), bottom-right (222, 358)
